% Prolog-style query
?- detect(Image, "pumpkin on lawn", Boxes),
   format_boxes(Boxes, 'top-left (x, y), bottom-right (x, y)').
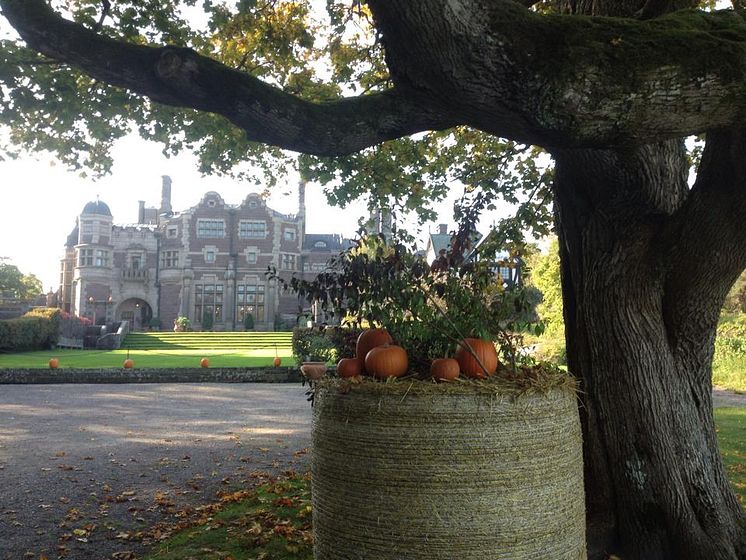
top-left (365, 344), bottom-right (408, 378)
top-left (336, 357), bottom-right (362, 378)
top-left (273, 356), bottom-right (282, 367)
top-left (200, 357), bottom-right (210, 368)
top-left (430, 358), bottom-right (460, 381)
top-left (356, 328), bottom-right (393, 373)
top-left (48, 358), bottom-right (59, 370)
top-left (123, 358), bottom-right (135, 369)
top-left (455, 338), bottom-right (498, 378)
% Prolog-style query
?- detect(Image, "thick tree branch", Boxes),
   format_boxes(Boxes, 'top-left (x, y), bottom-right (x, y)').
top-left (0, 0), bottom-right (456, 156)
top-left (369, 0), bottom-right (746, 148)
top-left (662, 129), bottom-right (746, 358)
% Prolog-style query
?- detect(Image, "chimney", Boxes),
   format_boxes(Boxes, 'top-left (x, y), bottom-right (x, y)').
top-left (160, 175), bottom-right (172, 214)
top-left (297, 180), bottom-right (307, 243)
top-left (439, 223), bottom-right (448, 235)
top-left (381, 208), bottom-right (392, 238)
top-left (298, 180), bottom-right (306, 217)
top-left (138, 201), bottom-right (145, 224)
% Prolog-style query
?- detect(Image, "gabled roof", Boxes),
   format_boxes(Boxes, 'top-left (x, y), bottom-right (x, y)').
top-left (428, 233), bottom-right (453, 255)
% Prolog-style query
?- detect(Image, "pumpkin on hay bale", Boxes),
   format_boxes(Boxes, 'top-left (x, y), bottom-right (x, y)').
top-left (311, 365), bottom-right (586, 560)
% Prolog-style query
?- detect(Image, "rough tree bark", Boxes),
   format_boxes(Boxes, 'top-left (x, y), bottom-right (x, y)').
top-left (553, 135), bottom-right (746, 558)
top-left (1, 1), bottom-right (746, 558)
top-left (551, 0), bottom-right (745, 555)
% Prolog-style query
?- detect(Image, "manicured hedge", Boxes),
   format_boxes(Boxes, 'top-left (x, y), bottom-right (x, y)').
top-left (0, 307), bottom-right (61, 351)
top-left (292, 326), bottom-right (362, 365)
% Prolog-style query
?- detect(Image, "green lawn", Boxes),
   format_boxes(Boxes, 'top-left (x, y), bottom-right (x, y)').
top-left (0, 347), bottom-right (294, 369)
top-left (141, 409), bottom-right (745, 560)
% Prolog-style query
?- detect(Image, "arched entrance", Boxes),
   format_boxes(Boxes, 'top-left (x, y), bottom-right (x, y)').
top-left (118, 298), bottom-right (153, 331)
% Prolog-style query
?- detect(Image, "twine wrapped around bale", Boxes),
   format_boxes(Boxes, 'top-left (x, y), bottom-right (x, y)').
top-left (312, 372), bottom-right (586, 560)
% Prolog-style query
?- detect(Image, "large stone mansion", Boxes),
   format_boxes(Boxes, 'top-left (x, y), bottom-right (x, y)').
top-left (58, 176), bottom-right (352, 331)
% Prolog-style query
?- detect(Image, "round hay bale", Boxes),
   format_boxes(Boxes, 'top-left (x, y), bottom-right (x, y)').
top-left (312, 376), bottom-right (586, 560)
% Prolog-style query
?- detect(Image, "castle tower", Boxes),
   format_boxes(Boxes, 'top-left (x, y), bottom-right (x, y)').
top-left (74, 198), bottom-right (114, 322)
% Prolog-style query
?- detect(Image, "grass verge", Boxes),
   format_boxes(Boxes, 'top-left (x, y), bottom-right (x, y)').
top-left (0, 348), bottom-right (294, 369)
top-left (716, 407), bottom-right (746, 505)
top-left (141, 409), bottom-right (744, 560)
top-left (144, 473), bottom-right (312, 560)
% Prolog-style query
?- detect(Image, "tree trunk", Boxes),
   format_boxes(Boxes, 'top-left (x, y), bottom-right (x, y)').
top-left (552, 137), bottom-right (746, 559)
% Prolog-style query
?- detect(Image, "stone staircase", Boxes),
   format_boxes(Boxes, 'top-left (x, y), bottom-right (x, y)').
top-left (122, 331), bottom-right (293, 350)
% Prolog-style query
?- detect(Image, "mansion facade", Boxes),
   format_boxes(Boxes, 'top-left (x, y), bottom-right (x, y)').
top-left (58, 176), bottom-right (351, 331)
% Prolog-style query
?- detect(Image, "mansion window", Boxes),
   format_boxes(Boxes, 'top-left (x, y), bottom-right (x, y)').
top-left (161, 250), bottom-right (179, 268)
top-left (197, 219), bottom-right (225, 238)
top-left (239, 220), bottom-right (266, 238)
top-left (247, 251), bottom-right (257, 264)
top-left (284, 229), bottom-right (296, 241)
top-left (95, 250), bottom-right (109, 267)
top-left (195, 283), bottom-right (223, 324)
top-left (81, 220), bottom-right (94, 235)
top-left (166, 226), bottom-right (178, 238)
top-left (303, 262), bottom-right (328, 273)
top-left (79, 248), bottom-right (109, 267)
top-left (205, 250), bottom-right (216, 263)
top-left (280, 253), bottom-right (296, 270)
top-left (237, 284), bottom-right (265, 322)
top-left (79, 248), bottom-right (93, 266)
top-left (314, 241), bottom-right (327, 249)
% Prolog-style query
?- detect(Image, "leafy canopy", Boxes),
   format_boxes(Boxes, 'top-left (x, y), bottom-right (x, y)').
top-left (0, 1), bottom-right (553, 242)
top-left (0, 259), bottom-right (43, 299)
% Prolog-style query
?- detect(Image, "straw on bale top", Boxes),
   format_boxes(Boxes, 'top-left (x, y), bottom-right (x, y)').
top-left (313, 362), bottom-right (578, 401)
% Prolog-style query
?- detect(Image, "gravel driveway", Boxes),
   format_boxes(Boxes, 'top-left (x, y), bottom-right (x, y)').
top-left (0, 383), bottom-right (312, 560)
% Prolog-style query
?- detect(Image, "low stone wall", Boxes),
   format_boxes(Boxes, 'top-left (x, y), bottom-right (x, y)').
top-left (0, 367), bottom-right (303, 384)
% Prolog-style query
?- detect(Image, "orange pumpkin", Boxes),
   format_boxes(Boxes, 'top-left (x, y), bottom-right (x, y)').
top-left (430, 358), bottom-right (460, 381)
top-left (200, 357), bottom-right (210, 368)
top-left (365, 344), bottom-right (408, 378)
top-left (455, 338), bottom-right (498, 378)
top-left (48, 358), bottom-right (59, 370)
top-left (273, 356), bottom-right (282, 367)
top-left (336, 357), bottom-right (362, 378)
top-left (123, 358), bottom-right (135, 369)
top-left (356, 328), bottom-right (393, 373)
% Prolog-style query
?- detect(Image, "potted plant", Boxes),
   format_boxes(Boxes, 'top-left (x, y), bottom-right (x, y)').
top-left (173, 315), bottom-right (191, 332)
top-left (299, 333), bottom-right (335, 380)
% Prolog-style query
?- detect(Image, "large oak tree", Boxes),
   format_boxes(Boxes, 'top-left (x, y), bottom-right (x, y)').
top-left (1, 0), bottom-right (745, 558)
